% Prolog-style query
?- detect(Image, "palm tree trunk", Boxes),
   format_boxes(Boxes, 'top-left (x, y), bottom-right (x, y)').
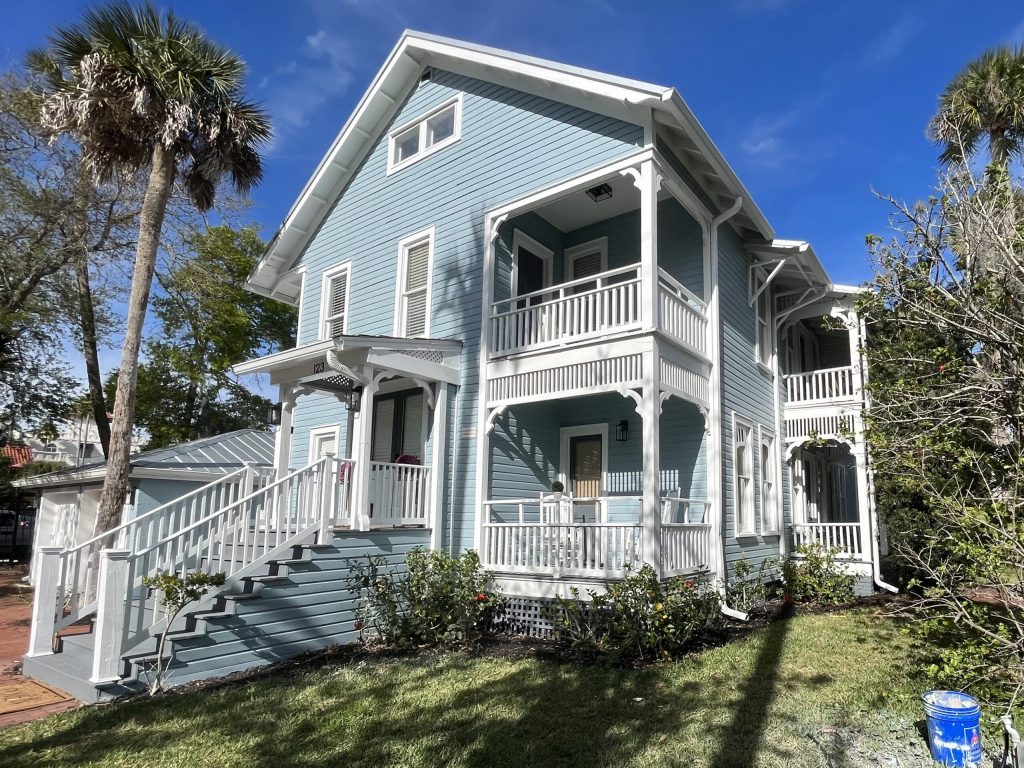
top-left (95, 144), bottom-right (175, 534)
top-left (76, 252), bottom-right (110, 457)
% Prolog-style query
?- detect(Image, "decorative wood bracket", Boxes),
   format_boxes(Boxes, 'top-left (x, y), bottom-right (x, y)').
top-left (325, 351), bottom-right (367, 386)
top-left (617, 386), bottom-right (644, 418)
top-left (619, 167), bottom-right (641, 189)
top-left (484, 404), bottom-right (508, 434)
top-left (282, 385), bottom-right (313, 409)
top-left (658, 390), bottom-right (672, 416)
top-left (488, 213), bottom-right (509, 245)
top-left (412, 378), bottom-right (436, 410)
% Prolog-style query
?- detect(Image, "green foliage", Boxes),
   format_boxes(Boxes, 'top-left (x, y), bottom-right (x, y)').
top-left (728, 557), bottom-right (779, 615)
top-left (142, 571), bottom-right (226, 614)
top-left (550, 481), bottom-right (564, 493)
top-left (347, 547), bottom-right (502, 648)
top-left (781, 545), bottom-right (856, 605)
top-left (551, 565), bottom-right (723, 663)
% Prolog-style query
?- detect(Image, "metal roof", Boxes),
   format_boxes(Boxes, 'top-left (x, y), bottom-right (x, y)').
top-left (13, 429), bottom-right (275, 489)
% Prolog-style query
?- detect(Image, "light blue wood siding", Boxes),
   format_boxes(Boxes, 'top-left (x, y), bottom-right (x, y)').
top-left (132, 478), bottom-right (205, 519)
top-left (718, 225), bottom-right (781, 575)
top-left (163, 530), bottom-right (430, 685)
top-left (287, 68), bottom-right (644, 552)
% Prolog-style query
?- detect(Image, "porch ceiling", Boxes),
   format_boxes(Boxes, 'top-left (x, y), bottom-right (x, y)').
top-left (233, 335), bottom-right (463, 389)
top-left (533, 172), bottom-right (645, 232)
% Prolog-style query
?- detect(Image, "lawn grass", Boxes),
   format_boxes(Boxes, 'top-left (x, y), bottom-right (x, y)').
top-left (0, 609), bottom-right (928, 768)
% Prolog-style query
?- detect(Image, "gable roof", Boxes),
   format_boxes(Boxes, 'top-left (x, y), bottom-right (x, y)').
top-left (247, 30), bottom-right (788, 304)
top-left (12, 429), bottom-right (275, 489)
top-left (2, 445), bottom-right (32, 468)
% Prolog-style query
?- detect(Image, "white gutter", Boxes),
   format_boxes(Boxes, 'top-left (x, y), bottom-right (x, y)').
top-left (710, 195), bottom-right (746, 621)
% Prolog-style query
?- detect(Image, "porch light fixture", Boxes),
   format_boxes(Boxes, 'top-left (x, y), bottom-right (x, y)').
top-left (342, 386), bottom-right (363, 413)
top-left (585, 182), bottom-right (613, 202)
top-left (267, 402), bottom-right (283, 427)
top-left (615, 419), bottom-right (629, 442)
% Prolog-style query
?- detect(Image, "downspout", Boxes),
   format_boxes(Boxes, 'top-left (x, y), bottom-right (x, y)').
top-left (856, 313), bottom-right (898, 593)
top-left (447, 383), bottom-right (459, 555)
top-left (710, 196), bottom-right (749, 622)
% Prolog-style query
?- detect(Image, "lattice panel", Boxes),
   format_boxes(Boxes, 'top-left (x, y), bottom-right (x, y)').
top-left (488, 354), bottom-right (643, 404)
top-left (491, 596), bottom-right (562, 639)
top-left (398, 349), bottom-right (445, 364)
top-left (660, 358), bottom-right (709, 406)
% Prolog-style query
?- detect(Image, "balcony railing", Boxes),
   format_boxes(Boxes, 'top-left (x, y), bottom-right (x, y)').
top-left (784, 366), bottom-right (856, 405)
top-left (657, 269), bottom-right (708, 358)
top-left (490, 264), bottom-right (642, 356)
top-left (367, 461), bottom-right (430, 527)
top-left (792, 522), bottom-right (863, 559)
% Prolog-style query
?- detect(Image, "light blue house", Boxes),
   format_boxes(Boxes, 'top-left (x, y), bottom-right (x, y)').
top-left (24, 32), bottom-right (888, 701)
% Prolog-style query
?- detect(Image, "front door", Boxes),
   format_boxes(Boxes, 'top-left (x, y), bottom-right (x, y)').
top-left (515, 247), bottom-right (546, 308)
top-left (569, 434), bottom-right (602, 523)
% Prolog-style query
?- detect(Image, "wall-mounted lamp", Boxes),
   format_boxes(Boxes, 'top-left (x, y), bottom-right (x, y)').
top-left (585, 182), bottom-right (613, 202)
top-left (267, 402), bottom-right (283, 427)
top-left (615, 419), bottom-right (629, 442)
top-left (341, 387), bottom-right (363, 413)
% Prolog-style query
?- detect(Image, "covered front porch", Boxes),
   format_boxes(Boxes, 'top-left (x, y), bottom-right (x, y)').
top-left (479, 390), bottom-right (714, 583)
top-left (233, 335), bottom-right (462, 542)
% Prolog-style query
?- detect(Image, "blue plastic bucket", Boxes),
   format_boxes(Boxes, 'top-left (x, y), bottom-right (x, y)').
top-left (922, 690), bottom-right (982, 767)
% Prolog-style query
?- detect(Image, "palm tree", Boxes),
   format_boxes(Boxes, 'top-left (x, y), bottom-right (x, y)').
top-left (28, 2), bottom-right (271, 533)
top-left (929, 46), bottom-right (1024, 169)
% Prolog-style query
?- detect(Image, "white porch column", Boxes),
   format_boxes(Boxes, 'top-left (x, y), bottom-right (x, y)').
top-left (320, 453), bottom-right (339, 543)
top-left (90, 548), bottom-right (130, 684)
top-left (27, 546), bottom-right (63, 657)
top-left (350, 372), bottom-right (378, 531)
top-left (428, 383), bottom-right (449, 551)
top-left (638, 158), bottom-right (660, 331)
top-left (273, 384), bottom-right (298, 482)
top-left (640, 348), bottom-right (662, 578)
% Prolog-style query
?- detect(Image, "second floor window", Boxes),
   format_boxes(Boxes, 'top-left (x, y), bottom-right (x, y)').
top-left (320, 263), bottom-right (351, 340)
top-left (753, 267), bottom-right (772, 367)
top-left (396, 229), bottom-right (434, 337)
top-left (760, 427), bottom-right (778, 533)
top-left (387, 96), bottom-right (462, 174)
top-left (734, 416), bottom-right (755, 535)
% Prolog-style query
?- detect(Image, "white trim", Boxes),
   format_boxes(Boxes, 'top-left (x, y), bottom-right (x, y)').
top-left (511, 229), bottom-right (554, 296)
top-left (318, 262), bottom-right (352, 341)
top-left (758, 425), bottom-right (779, 534)
top-left (295, 268), bottom-right (308, 346)
top-left (751, 264), bottom-right (773, 369)
top-left (394, 227), bottom-right (436, 337)
top-left (564, 237), bottom-right (609, 281)
top-left (308, 425), bottom-right (342, 463)
top-left (732, 412), bottom-right (755, 537)
top-left (386, 94), bottom-right (463, 175)
top-left (558, 423), bottom-right (609, 519)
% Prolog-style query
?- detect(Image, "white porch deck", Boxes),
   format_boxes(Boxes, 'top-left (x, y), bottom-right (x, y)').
top-left (481, 495), bottom-right (713, 579)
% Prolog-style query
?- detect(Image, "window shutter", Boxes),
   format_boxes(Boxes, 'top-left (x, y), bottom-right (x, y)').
top-left (572, 251), bottom-right (603, 281)
top-left (401, 394), bottom-right (424, 457)
top-left (372, 400), bottom-right (396, 462)
top-left (326, 270), bottom-right (349, 338)
top-left (402, 240), bottom-right (431, 336)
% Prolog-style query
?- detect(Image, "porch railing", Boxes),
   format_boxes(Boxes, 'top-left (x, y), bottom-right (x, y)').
top-left (661, 524), bottom-right (713, 576)
top-left (792, 522), bottom-right (863, 559)
top-left (490, 264), bottom-right (642, 356)
top-left (368, 461), bottom-right (430, 527)
top-left (784, 366), bottom-right (856, 404)
top-left (657, 269), bottom-right (708, 358)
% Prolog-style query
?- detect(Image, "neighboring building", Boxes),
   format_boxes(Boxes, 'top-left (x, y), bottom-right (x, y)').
top-left (19, 414), bottom-right (108, 467)
top-left (15, 429), bottom-right (275, 585)
top-left (24, 33), bottom-right (887, 702)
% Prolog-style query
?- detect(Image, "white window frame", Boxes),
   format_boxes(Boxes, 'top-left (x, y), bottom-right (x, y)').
top-left (511, 229), bottom-right (554, 298)
top-left (752, 266), bottom-right (773, 370)
top-left (308, 425), bottom-right (342, 463)
top-left (732, 413), bottom-right (756, 537)
top-left (394, 227), bottom-right (435, 337)
top-left (558, 423), bottom-right (610, 518)
top-left (759, 426), bottom-right (779, 534)
top-left (386, 95), bottom-right (463, 175)
top-left (564, 237), bottom-right (609, 282)
top-left (318, 262), bottom-right (352, 341)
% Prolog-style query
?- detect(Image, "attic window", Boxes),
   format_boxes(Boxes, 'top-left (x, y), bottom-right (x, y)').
top-left (586, 183), bottom-right (613, 202)
top-left (387, 95), bottom-right (462, 174)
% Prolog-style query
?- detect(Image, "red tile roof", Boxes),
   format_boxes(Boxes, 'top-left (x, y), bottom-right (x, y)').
top-left (2, 445), bottom-right (32, 468)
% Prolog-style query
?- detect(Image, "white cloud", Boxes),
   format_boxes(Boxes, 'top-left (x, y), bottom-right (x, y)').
top-left (258, 29), bottom-right (357, 151)
top-left (862, 16), bottom-right (921, 66)
top-left (740, 110), bottom-right (801, 169)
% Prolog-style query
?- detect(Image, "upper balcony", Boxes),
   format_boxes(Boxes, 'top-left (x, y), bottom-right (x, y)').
top-left (489, 263), bottom-right (707, 360)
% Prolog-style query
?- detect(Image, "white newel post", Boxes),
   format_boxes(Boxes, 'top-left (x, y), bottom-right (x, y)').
top-left (321, 453), bottom-right (338, 543)
top-left (90, 548), bottom-right (131, 683)
top-left (351, 375), bottom-right (378, 531)
top-left (27, 546), bottom-right (64, 657)
top-left (429, 384), bottom-right (448, 551)
top-left (640, 381), bottom-right (663, 579)
top-left (241, 461), bottom-right (256, 500)
top-left (274, 384), bottom-right (297, 482)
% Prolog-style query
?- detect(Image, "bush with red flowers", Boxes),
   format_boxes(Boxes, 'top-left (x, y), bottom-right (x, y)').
top-left (347, 547), bottom-right (503, 648)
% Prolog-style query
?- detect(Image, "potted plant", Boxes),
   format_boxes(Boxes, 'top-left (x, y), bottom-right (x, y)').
top-left (550, 481), bottom-right (564, 500)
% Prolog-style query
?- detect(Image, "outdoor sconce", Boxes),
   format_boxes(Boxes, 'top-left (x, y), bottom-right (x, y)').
top-left (585, 182), bottom-right (613, 202)
top-left (615, 419), bottom-right (629, 442)
top-left (267, 402), bottom-right (283, 427)
top-left (342, 387), bottom-right (363, 413)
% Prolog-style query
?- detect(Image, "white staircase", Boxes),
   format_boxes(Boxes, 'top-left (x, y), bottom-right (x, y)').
top-left (24, 457), bottom-right (354, 701)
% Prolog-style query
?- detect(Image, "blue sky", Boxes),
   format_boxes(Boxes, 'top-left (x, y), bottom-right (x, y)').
top-left (1, 0), bottom-right (1018, 382)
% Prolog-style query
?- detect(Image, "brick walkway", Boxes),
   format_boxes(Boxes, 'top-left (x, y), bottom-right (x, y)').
top-left (0, 569), bottom-right (77, 727)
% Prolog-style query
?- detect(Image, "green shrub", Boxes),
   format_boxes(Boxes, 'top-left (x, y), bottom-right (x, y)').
top-left (781, 544), bottom-right (856, 605)
top-left (728, 557), bottom-right (779, 614)
top-left (347, 547), bottom-right (502, 648)
top-left (551, 564), bottom-right (723, 663)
